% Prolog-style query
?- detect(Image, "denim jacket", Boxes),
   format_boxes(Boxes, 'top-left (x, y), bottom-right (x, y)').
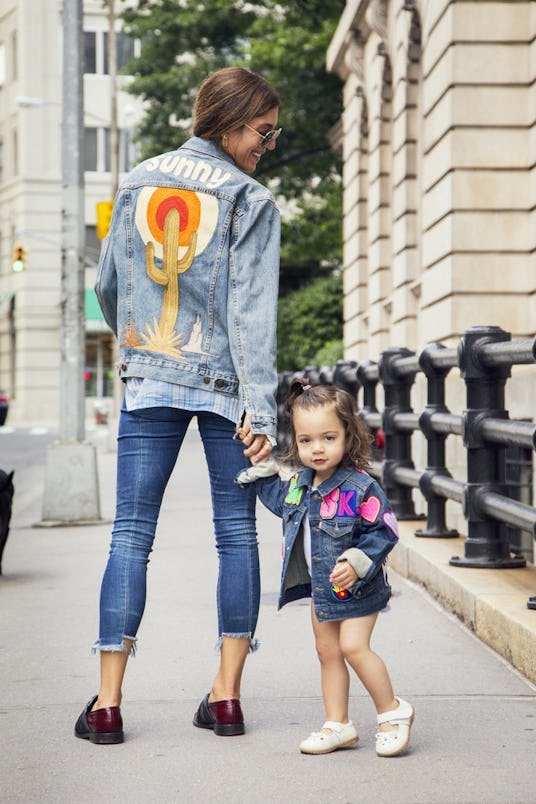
top-left (252, 464), bottom-right (399, 621)
top-left (95, 136), bottom-right (280, 437)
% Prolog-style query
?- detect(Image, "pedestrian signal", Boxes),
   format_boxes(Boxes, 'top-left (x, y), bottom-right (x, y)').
top-left (12, 244), bottom-right (28, 272)
top-left (96, 200), bottom-right (114, 240)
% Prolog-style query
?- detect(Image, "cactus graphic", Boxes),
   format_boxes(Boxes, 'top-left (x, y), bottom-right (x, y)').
top-left (145, 206), bottom-right (197, 334)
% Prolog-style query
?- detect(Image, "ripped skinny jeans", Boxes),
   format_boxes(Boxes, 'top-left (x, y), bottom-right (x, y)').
top-left (94, 406), bottom-right (259, 654)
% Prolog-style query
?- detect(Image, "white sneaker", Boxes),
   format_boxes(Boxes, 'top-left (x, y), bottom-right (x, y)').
top-left (375, 697), bottom-right (414, 757)
top-left (299, 720), bottom-right (359, 755)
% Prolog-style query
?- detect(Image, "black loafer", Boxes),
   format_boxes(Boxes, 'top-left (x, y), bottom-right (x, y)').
top-left (193, 692), bottom-right (245, 736)
top-left (75, 695), bottom-right (124, 744)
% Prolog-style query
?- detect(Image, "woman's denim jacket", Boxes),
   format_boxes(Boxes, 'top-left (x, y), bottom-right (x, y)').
top-left (95, 136), bottom-right (280, 438)
top-left (251, 464), bottom-right (399, 621)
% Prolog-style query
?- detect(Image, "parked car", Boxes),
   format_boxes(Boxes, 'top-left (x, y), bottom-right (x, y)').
top-left (0, 390), bottom-right (9, 426)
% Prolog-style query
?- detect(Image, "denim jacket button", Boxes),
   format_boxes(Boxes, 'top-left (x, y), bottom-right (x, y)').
top-left (203, 376), bottom-right (211, 384)
top-left (215, 379), bottom-right (225, 388)
top-left (120, 363), bottom-right (127, 371)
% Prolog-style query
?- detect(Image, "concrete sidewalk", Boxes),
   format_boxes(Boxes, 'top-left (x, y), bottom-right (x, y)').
top-left (1, 426), bottom-right (536, 804)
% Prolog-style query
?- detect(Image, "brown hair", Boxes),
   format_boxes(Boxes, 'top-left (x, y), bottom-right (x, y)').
top-left (193, 67), bottom-right (280, 143)
top-left (284, 379), bottom-right (373, 470)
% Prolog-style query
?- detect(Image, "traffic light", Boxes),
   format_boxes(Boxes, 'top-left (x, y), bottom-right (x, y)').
top-left (96, 200), bottom-right (114, 240)
top-left (12, 244), bottom-right (28, 273)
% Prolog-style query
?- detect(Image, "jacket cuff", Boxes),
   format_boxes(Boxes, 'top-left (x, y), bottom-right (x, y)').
top-left (235, 458), bottom-right (281, 486)
top-left (337, 548), bottom-right (373, 579)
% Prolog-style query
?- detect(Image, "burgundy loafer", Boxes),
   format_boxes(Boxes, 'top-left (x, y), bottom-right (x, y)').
top-left (75, 695), bottom-right (124, 744)
top-left (193, 692), bottom-right (245, 736)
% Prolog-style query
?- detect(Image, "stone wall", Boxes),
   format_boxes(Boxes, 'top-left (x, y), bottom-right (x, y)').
top-left (327, 0), bottom-right (536, 362)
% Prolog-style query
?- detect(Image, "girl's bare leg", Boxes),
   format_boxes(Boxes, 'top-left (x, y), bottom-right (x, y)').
top-left (311, 605), bottom-right (350, 724)
top-left (339, 614), bottom-right (398, 731)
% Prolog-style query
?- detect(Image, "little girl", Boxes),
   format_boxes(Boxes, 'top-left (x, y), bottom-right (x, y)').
top-left (237, 380), bottom-right (414, 756)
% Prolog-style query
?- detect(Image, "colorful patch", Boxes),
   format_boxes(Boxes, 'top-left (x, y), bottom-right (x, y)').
top-left (135, 186), bottom-right (218, 260)
top-left (320, 488), bottom-right (339, 518)
top-left (359, 495), bottom-right (381, 523)
top-left (331, 584), bottom-right (352, 602)
top-left (383, 511), bottom-right (399, 538)
top-left (320, 489), bottom-right (358, 519)
top-left (284, 475), bottom-right (303, 506)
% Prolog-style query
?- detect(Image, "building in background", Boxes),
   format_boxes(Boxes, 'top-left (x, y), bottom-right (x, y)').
top-left (0, 0), bottom-right (143, 424)
top-left (327, 0), bottom-right (535, 362)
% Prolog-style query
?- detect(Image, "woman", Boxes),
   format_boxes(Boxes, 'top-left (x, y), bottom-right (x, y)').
top-left (75, 67), bottom-right (281, 744)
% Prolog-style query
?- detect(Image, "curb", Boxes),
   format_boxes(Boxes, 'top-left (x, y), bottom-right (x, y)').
top-left (391, 521), bottom-right (536, 684)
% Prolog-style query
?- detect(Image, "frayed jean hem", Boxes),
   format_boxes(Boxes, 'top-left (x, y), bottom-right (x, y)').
top-left (213, 634), bottom-right (260, 653)
top-left (91, 638), bottom-right (137, 657)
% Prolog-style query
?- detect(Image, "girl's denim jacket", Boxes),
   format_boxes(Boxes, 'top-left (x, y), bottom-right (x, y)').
top-left (250, 464), bottom-right (399, 621)
top-left (95, 136), bottom-right (280, 438)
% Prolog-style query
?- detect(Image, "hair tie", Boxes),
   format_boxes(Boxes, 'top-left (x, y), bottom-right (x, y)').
top-left (303, 384), bottom-right (312, 391)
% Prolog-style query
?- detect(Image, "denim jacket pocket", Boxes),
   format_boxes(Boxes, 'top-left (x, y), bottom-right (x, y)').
top-left (318, 520), bottom-right (355, 559)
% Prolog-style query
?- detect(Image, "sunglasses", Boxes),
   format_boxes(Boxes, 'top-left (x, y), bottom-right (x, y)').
top-left (244, 123), bottom-right (282, 147)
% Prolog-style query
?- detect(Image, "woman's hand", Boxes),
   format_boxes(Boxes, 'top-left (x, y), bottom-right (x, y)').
top-left (238, 416), bottom-right (273, 464)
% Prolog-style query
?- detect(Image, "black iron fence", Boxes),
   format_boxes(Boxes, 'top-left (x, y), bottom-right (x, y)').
top-left (276, 325), bottom-right (536, 610)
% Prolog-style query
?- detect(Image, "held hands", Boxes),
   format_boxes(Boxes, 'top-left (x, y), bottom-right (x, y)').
top-left (237, 415), bottom-right (273, 464)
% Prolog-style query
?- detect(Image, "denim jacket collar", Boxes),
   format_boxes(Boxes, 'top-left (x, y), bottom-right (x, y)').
top-left (294, 464), bottom-right (357, 496)
top-left (184, 136), bottom-right (237, 168)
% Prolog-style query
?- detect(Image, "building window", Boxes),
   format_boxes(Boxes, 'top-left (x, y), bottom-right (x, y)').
top-left (84, 31), bottom-right (97, 74)
top-left (84, 126), bottom-right (136, 174)
top-left (84, 29), bottom-right (136, 76)
top-left (85, 334), bottom-right (115, 398)
top-left (104, 32), bottom-right (135, 73)
top-left (84, 127), bottom-right (99, 172)
top-left (85, 225), bottom-right (102, 267)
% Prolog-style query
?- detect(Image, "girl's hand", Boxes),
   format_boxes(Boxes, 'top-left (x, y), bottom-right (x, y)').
top-left (237, 416), bottom-right (273, 464)
top-left (330, 560), bottom-right (358, 590)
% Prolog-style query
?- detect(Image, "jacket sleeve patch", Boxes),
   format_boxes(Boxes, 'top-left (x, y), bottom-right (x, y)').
top-left (383, 511), bottom-right (399, 538)
top-left (359, 495), bottom-right (381, 523)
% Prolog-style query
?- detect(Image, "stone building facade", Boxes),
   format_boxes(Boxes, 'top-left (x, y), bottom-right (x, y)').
top-left (327, 0), bottom-right (535, 362)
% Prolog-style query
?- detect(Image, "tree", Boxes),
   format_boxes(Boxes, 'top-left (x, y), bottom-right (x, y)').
top-left (277, 273), bottom-right (342, 372)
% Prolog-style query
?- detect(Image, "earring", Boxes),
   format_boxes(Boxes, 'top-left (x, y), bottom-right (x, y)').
top-left (222, 133), bottom-right (229, 148)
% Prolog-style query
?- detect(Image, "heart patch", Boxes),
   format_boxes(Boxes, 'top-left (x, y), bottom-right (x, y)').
top-left (360, 495), bottom-right (381, 523)
top-left (383, 511), bottom-right (399, 538)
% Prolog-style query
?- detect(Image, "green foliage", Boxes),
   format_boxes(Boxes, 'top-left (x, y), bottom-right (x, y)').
top-left (314, 339), bottom-right (343, 369)
top-left (277, 273), bottom-right (342, 371)
top-left (279, 177), bottom-right (342, 294)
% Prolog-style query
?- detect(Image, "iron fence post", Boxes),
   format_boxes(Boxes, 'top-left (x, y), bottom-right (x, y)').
top-left (416, 343), bottom-right (459, 538)
top-left (379, 347), bottom-right (419, 519)
top-left (333, 360), bottom-right (359, 399)
top-left (450, 326), bottom-right (525, 568)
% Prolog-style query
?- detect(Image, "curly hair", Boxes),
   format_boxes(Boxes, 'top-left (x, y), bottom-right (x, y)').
top-left (284, 379), bottom-right (373, 470)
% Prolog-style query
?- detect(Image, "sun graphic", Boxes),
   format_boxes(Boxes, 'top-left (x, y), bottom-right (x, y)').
top-left (135, 186), bottom-right (218, 260)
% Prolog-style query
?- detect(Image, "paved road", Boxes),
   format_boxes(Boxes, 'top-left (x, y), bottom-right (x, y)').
top-left (1, 425), bottom-right (536, 803)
